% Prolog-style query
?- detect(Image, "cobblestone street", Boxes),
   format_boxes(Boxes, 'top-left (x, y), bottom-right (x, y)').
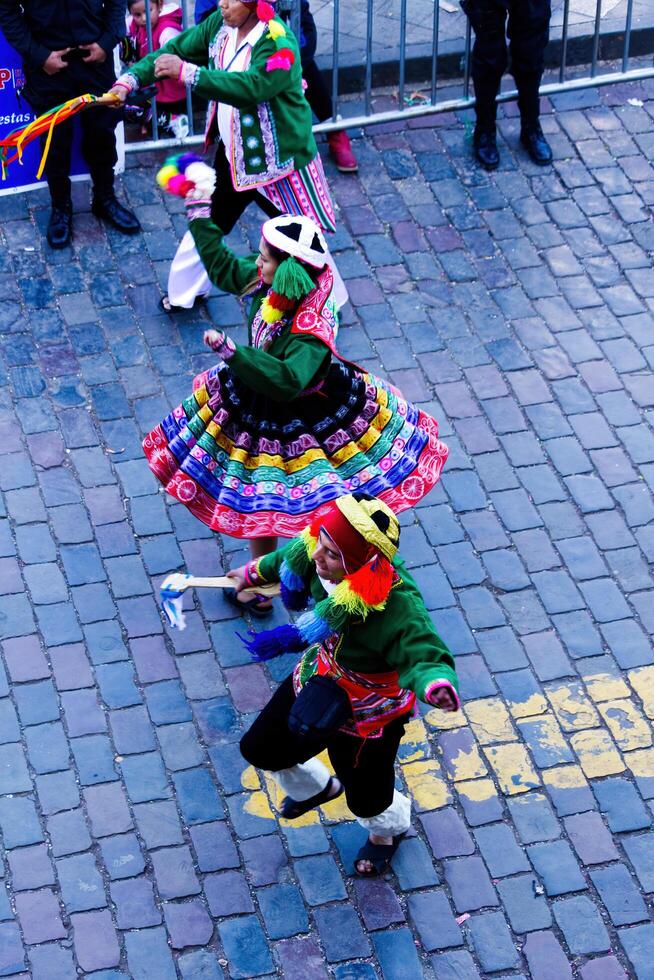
top-left (1, 72), bottom-right (654, 979)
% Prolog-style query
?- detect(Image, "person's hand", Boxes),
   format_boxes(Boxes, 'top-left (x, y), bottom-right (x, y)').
top-left (154, 53), bottom-right (183, 79)
top-left (79, 42), bottom-right (107, 64)
top-left (43, 49), bottom-right (71, 75)
top-left (105, 84), bottom-right (128, 106)
top-left (227, 566), bottom-right (248, 594)
top-left (429, 686), bottom-right (458, 713)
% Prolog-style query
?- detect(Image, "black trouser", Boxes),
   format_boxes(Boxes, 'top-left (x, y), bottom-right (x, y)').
top-left (463, 0), bottom-right (551, 130)
top-left (22, 57), bottom-right (119, 207)
top-left (240, 675), bottom-right (410, 818)
top-left (210, 143), bottom-right (281, 235)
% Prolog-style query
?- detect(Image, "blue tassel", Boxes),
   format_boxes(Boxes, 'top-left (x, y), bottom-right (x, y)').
top-left (279, 561), bottom-right (310, 611)
top-left (280, 580), bottom-right (310, 612)
top-left (238, 624), bottom-right (303, 662)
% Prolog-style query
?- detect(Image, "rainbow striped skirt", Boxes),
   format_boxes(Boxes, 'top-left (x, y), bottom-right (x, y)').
top-left (143, 360), bottom-right (448, 539)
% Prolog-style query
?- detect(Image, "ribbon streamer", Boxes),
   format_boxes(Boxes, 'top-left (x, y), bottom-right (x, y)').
top-left (0, 91), bottom-right (121, 180)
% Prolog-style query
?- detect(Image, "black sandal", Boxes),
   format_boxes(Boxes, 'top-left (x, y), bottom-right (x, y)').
top-left (354, 833), bottom-right (407, 876)
top-left (223, 587), bottom-right (273, 619)
top-left (281, 776), bottom-right (343, 819)
top-left (158, 294), bottom-right (206, 314)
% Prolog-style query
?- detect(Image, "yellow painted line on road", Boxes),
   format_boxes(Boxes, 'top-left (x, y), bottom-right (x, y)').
top-left (241, 765), bottom-right (260, 791)
top-left (466, 698), bottom-right (516, 744)
top-left (542, 763), bottom-right (589, 792)
top-left (398, 718), bottom-right (430, 763)
top-left (403, 759), bottom-right (452, 811)
top-left (624, 746), bottom-right (654, 783)
top-left (517, 712), bottom-right (570, 766)
top-left (570, 729), bottom-right (625, 778)
top-left (444, 732), bottom-right (488, 781)
top-left (584, 672), bottom-right (630, 703)
top-left (628, 666), bottom-right (654, 719)
top-left (243, 790), bottom-right (277, 822)
top-left (424, 705), bottom-right (468, 730)
top-left (483, 743), bottom-right (540, 795)
top-left (506, 692), bottom-right (548, 719)
top-left (455, 777), bottom-right (500, 805)
top-left (598, 699), bottom-right (652, 752)
top-left (546, 681), bottom-right (600, 732)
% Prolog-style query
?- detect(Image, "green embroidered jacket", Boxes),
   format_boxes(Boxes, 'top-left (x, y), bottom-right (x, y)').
top-left (257, 544), bottom-right (460, 705)
top-left (127, 12), bottom-right (317, 188)
top-left (191, 216), bottom-right (330, 402)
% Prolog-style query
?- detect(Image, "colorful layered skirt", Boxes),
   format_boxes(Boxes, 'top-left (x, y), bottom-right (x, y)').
top-left (142, 360), bottom-right (449, 538)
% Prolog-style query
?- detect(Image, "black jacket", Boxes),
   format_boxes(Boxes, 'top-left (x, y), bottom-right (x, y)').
top-left (0, 0), bottom-right (126, 69)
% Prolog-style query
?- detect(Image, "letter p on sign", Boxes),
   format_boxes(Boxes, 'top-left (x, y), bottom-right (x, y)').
top-left (0, 68), bottom-right (11, 90)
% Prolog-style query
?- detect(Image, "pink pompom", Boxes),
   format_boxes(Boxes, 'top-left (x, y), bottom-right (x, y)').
top-left (168, 174), bottom-right (187, 196)
top-left (265, 49), bottom-right (294, 71)
top-left (256, 0), bottom-right (275, 21)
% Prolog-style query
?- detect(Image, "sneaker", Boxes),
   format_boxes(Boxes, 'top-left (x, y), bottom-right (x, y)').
top-left (327, 130), bottom-right (358, 172)
top-left (473, 128), bottom-right (499, 171)
top-left (520, 123), bottom-right (553, 166)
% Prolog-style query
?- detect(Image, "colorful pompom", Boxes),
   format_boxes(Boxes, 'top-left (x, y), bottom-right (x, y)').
top-left (265, 49), bottom-right (295, 72)
top-left (156, 163), bottom-right (179, 187)
top-left (267, 18), bottom-right (286, 39)
top-left (156, 155), bottom-right (215, 199)
top-left (256, 0), bottom-right (276, 22)
top-left (167, 173), bottom-right (187, 195)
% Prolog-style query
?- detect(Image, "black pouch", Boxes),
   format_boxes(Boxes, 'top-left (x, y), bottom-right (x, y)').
top-left (288, 675), bottom-right (351, 740)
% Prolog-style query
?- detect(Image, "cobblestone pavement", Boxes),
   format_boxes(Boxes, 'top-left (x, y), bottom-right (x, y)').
top-left (1, 74), bottom-right (654, 980)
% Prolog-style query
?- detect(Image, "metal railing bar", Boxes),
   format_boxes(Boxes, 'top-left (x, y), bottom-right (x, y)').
top-left (365, 0), bottom-right (374, 116)
top-left (559, 0), bottom-right (570, 83)
top-left (143, 0), bottom-right (159, 142)
top-left (591, 0), bottom-right (602, 77)
top-left (182, 0), bottom-right (195, 137)
top-left (463, 18), bottom-right (472, 101)
top-left (399, 0), bottom-right (408, 110)
top-left (331, 0), bottom-right (340, 121)
top-left (431, 0), bottom-right (440, 105)
top-left (125, 64), bottom-right (654, 153)
top-left (623, 0), bottom-right (634, 72)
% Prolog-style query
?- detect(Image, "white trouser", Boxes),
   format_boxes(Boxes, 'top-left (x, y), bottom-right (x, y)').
top-left (273, 759), bottom-right (412, 837)
top-left (167, 231), bottom-right (212, 308)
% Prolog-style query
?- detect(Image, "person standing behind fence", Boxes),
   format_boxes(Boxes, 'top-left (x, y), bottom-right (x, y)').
top-left (0, 0), bottom-right (141, 248)
top-left (461, 0), bottom-right (553, 171)
top-left (126, 0), bottom-right (188, 137)
top-left (110, 0), bottom-right (336, 311)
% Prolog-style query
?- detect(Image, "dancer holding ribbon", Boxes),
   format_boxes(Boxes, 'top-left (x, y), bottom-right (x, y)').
top-left (230, 492), bottom-right (460, 875)
top-left (143, 157), bottom-right (448, 616)
top-left (109, 0), bottom-right (335, 311)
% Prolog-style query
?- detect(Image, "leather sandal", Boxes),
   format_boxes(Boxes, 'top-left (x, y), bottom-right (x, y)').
top-left (280, 776), bottom-right (343, 819)
top-left (354, 832), bottom-right (407, 876)
top-left (223, 587), bottom-right (273, 619)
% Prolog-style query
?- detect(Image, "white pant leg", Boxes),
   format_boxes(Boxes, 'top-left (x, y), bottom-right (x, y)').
top-left (272, 757), bottom-right (331, 801)
top-left (357, 790), bottom-right (412, 837)
top-left (167, 230), bottom-right (212, 308)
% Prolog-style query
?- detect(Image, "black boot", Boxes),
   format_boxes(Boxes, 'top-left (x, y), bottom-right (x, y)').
top-left (91, 193), bottom-right (141, 234)
top-left (473, 127), bottom-right (500, 171)
top-left (520, 123), bottom-right (553, 165)
top-left (47, 202), bottom-right (73, 249)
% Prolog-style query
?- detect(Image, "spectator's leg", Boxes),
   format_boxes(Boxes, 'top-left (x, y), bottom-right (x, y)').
top-left (22, 68), bottom-right (76, 247)
top-left (509, 0), bottom-right (553, 163)
top-left (464, 0), bottom-right (508, 169)
top-left (302, 60), bottom-right (359, 174)
top-left (75, 60), bottom-right (141, 232)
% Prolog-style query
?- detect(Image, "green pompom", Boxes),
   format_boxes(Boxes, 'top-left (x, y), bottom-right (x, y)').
top-left (272, 256), bottom-right (315, 301)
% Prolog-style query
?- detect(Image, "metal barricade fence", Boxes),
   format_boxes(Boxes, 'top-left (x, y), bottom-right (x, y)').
top-left (126, 0), bottom-right (654, 155)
